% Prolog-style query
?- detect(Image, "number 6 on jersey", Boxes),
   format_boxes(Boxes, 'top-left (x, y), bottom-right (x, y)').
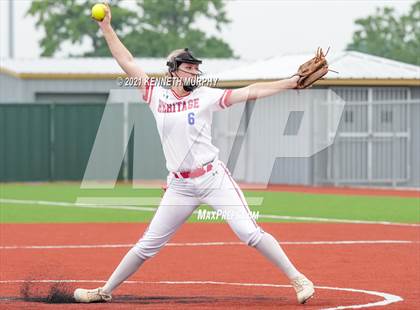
top-left (188, 112), bottom-right (195, 125)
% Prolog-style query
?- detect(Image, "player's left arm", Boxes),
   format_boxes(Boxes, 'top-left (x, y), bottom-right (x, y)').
top-left (226, 76), bottom-right (300, 106)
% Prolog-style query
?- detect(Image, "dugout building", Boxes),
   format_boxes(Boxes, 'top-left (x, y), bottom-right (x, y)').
top-left (0, 51), bottom-right (419, 188)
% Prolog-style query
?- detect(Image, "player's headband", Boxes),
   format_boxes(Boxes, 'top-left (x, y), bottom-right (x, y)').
top-left (167, 48), bottom-right (202, 72)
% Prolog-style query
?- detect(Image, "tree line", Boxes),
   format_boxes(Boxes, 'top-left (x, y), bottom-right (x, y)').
top-left (27, 0), bottom-right (419, 65)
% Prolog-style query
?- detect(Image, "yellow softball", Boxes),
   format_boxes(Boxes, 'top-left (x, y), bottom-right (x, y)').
top-left (91, 3), bottom-right (107, 21)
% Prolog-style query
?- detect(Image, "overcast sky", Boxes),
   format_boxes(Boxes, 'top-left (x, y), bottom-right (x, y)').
top-left (0, 0), bottom-right (415, 60)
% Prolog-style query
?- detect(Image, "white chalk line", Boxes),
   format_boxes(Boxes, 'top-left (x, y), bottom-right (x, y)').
top-left (0, 240), bottom-right (418, 250)
top-left (0, 279), bottom-right (403, 310)
top-left (1, 198), bottom-right (419, 227)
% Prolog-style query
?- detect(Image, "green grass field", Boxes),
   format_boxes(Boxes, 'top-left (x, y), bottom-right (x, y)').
top-left (0, 183), bottom-right (419, 224)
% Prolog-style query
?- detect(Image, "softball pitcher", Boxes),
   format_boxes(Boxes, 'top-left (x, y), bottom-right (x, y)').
top-left (74, 4), bottom-right (315, 305)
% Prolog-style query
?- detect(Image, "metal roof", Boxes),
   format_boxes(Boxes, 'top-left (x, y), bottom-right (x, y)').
top-left (207, 51), bottom-right (420, 82)
top-left (1, 52), bottom-right (418, 85)
top-left (0, 57), bottom-right (248, 78)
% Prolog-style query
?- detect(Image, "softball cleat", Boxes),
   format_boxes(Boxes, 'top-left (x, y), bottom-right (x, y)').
top-left (73, 287), bottom-right (112, 303)
top-left (291, 274), bottom-right (315, 304)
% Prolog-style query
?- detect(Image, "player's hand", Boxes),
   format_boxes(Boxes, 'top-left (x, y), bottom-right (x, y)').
top-left (98, 3), bottom-right (112, 30)
top-left (289, 75), bottom-right (300, 89)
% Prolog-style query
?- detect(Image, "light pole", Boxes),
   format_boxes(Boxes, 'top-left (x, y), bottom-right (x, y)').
top-left (8, 0), bottom-right (14, 58)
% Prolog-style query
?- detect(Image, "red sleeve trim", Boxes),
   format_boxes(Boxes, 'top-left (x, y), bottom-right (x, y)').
top-left (223, 89), bottom-right (233, 108)
top-left (142, 81), bottom-right (154, 105)
top-left (218, 89), bottom-right (232, 110)
top-left (147, 85), bottom-right (155, 104)
top-left (142, 82), bottom-right (150, 103)
top-left (218, 90), bottom-right (227, 109)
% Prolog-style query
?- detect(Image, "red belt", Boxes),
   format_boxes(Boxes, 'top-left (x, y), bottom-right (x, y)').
top-left (173, 163), bottom-right (213, 179)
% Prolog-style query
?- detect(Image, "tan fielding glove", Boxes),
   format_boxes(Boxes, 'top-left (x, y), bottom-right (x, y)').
top-left (294, 47), bottom-right (331, 89)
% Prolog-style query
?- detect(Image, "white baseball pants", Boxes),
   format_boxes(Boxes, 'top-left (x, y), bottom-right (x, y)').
top-left (102, 160), bottom-right (301, 294)
top-left (132, 160), bottom-right (264, 259)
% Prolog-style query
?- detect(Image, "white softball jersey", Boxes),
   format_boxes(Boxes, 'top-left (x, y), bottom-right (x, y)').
top-left (132, 83), bottom-right (265, 261)
top-left (142, 83), bottom-right (232, 172)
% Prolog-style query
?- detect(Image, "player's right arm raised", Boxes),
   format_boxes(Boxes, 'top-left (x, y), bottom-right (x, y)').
top-left (97, 4), bottom-right (149, 90)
